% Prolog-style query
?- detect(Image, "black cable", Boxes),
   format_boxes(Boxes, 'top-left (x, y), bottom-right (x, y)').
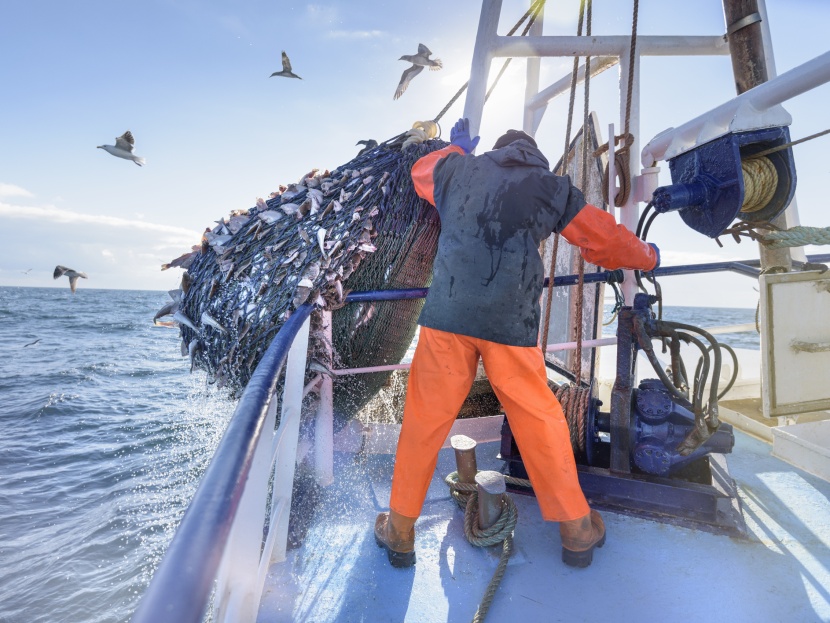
top-left (635, 201), bottom-right (655, 239)
top-left (652, 323), bottom-right (710, 413)
top-left (660, 321), bottom-right (722, 427)
top-left (633, 317), bottom-right (697, 412)
top-left (693, 342), bottom-right (739, 401)
top-left (640, 210), bottom-right (659, 242)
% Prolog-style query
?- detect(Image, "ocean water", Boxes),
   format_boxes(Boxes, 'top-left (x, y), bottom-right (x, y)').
top-left (0, 287), bottom-right (234, 623)
top-left (0, 286), bottom-right (758, 622)
top-left (601, 303), bottom-right (760, 351)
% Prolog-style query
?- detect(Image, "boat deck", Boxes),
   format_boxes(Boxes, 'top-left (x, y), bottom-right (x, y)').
top-left (257, 431), bottom-right (830, 623)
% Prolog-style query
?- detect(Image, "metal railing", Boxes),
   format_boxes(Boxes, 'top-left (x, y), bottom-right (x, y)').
top-left (131, 254), bottom-right (830, 623)
top-left (132, 304), bottom-right (314, 623)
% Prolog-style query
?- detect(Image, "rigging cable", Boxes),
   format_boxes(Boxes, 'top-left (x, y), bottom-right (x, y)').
top-left (432, 0), bottom-right (546, 124)
top-left (541, 0), bottom-right (587, 358)
top-left (595, 0), bottom-right (640, 207)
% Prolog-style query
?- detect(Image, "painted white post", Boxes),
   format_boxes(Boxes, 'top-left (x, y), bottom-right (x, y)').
top-left (619, 46), bottom-right (641, 304)
top-left (523, 1), bottom-right (544, 136)
top-left (607, 123), bottom-right (617, 220)
top-left (314, 310), bottom-right (334, 487)
top-left (526, 57), bottom-right (619, 112)
top-left (756, 0), bottom-right (806, 263)
top-left (464, 0), bottom-right (502, 139)
top-left (265, 315), bottom-right (311, 567)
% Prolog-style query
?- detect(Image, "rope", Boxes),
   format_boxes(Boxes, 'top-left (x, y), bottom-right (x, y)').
top-left (595, 0), bottom-right (639, 207)
top-left (572, 0), bottom-right (592, 387)
top-left (542, 0), bottom-right (586, 356)
top-left (433, 0), bottom-right (546, 124)
top-left (760, 226), bottom-right (830, 249)
top-left (444, 473), bottom-right (519, 623)
top-left (401, 120), bottom-right (440, 150)
top-left (552, 384), bottom-right (591, 453)
top-left (750, 127), bottom-right (830, 159)
top-left (740, 156), bottom-right (778, 213)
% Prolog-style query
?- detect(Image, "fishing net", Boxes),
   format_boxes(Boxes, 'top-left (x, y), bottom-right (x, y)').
top-left (158, 134), bottom-right (448, 421)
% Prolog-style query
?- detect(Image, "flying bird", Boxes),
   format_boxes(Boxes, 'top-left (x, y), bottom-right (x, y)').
top-left (270, 51), bottom-right (302, 79)
top-left (356, 139), bottom-right (378, 156)
top-left (21, 268), bottom-right (32, 274)
top-left (394, 43), bottom-right (442, 100)
top-left (53, 265), bottom-right (88, 294)
top-left (24, 338), bottom-right (41, 348)
top-left (97, 131), bottom-right (146, 166)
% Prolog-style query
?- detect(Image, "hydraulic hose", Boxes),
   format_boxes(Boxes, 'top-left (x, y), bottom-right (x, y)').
top-left (633, 316), bottom-right (697, 412)
top-left (694, 342), bottom-right (740, 401)
top-left (660, 321), bottom-right (722, 428)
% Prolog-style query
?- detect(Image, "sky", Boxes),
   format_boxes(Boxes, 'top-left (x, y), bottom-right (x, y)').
top-left (1, 0), bottom-right (829, 307)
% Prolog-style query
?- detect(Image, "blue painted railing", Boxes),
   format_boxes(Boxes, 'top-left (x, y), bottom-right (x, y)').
top-left (131, 252), bottom-right (830, 622)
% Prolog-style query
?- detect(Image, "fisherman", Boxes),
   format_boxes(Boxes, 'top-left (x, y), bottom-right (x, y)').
top-left (374, 118), bottom-right (660, 569)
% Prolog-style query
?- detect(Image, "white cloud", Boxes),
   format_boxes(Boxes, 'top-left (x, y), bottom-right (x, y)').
top-left (327, 29), bottom-right (385, 39)
top-left (0, 202), bottom-right (198, 246)
top-left (0, 183), bottom-right (34, 198)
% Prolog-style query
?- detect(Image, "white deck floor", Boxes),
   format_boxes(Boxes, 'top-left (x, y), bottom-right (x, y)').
top-left (257, 431), bottom-right (830, 623)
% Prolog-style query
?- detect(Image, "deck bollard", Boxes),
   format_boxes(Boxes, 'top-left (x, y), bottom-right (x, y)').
top-left (475, 470), bottom-right (506, 530)
top-left (451, 434), bottom-right (478, 485)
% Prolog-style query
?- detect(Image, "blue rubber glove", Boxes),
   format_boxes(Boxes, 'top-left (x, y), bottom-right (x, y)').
top-left (648, 243), bottom-right (661, 270)
top-left (450, 118), bottom-right (480, 154)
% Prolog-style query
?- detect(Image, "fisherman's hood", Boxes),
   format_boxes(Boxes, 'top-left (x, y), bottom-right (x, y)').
top-left (483, 139), bottom-right (550, 169)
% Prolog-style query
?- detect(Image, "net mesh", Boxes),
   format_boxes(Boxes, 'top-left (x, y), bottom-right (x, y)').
top-left (160, 137), bottom-right (448, 418)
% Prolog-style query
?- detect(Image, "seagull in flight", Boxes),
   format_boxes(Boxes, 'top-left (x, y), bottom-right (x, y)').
top-left (53, 265), bottom-right (88, 293)
top-left (270, 51), bottom-right (302, 79)
top-left (97, 131), bottom-right (146, 166)
top-left (21, 268), bottom-right (32, 274)
top-left (394, 43), bottom-right (442, 100)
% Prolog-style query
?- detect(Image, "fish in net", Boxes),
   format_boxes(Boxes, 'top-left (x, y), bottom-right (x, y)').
top-left (157, 131), bottom-right (448, 423)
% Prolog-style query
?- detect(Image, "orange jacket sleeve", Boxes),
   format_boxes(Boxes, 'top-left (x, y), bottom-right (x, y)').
top-left (561, 204), bottom-right (658, 270)
top-left (411, 145), bottom-right (466, 206)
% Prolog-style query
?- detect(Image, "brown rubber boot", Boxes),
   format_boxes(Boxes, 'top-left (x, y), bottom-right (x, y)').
top-left (559, 509), bottom-right (606, 568)
top-left (374, 510), bottom-right (416, 568)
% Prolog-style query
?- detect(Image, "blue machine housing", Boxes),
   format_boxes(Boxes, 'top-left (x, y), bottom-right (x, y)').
top-left (580, 379), bottom-right (734, 476)
top-left (630, 379), bottom-right (733, 476)
top-left (652, 126), bottom-right (797, 237)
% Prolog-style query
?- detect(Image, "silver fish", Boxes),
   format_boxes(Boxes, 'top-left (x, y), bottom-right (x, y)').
top-left (317, 228), bottom-right (328, 258)
top-left (227, 215), bottom-right (250, 234)
top-left (258, 210), bottom-right (283, 224)
top-left (302, 261), bottom-right (321, 281)
top-left (309, 359), bottom-right (334, 377)
top-left (308, 188), bottom-right (324, 215)
top-left (201, 311), bottom-right (228, 335)
top-left (174, 311), bottom-right (199, 332)
top-left (154, 300), bottom-right (179, 324)
top-left (188, 339), bottom-right (201, 372)
top-left (292, 286), bottom-right (311, 308)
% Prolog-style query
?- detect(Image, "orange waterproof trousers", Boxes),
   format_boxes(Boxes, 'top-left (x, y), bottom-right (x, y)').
top-left (390, 327), bottom-right (591, 523)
